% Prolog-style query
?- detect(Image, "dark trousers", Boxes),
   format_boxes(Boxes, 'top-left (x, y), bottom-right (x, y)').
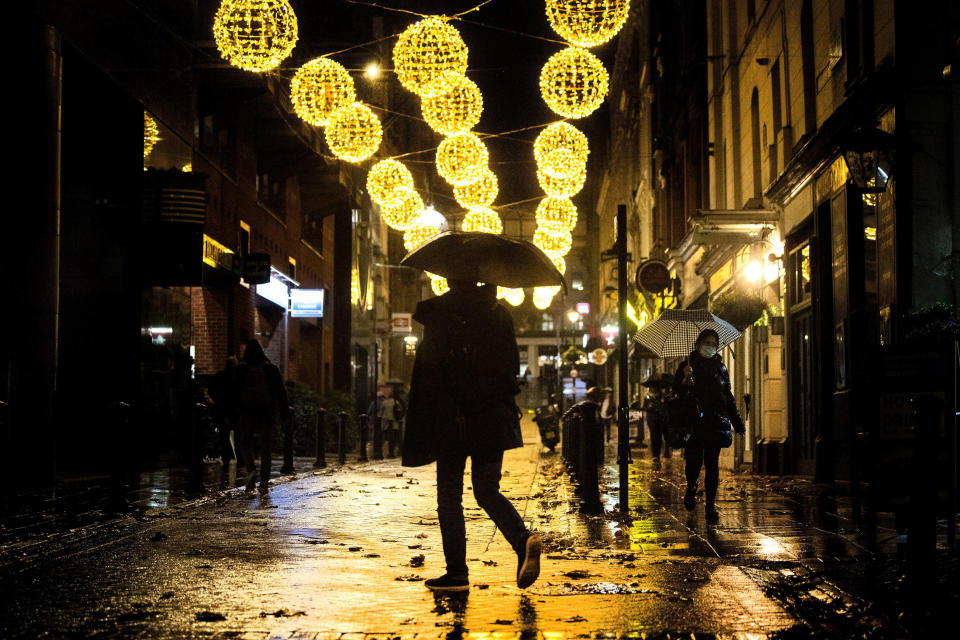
top-left (437, 449), bottom-right (527, 579)
top-left (648, 420), bottom-right (671, 458)
top-left (238, 413), bottom-right (274, 488)
top-left (684, 445), bottom-right (721, 505)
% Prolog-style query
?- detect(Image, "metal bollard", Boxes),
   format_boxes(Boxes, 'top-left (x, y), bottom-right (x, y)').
top-left (372, 414), bottom-right (384, 460)
top-left (108, 401), bottom-right (134, 511)
top-left (281, 404), bottom-right (295, 474)
top-left (337, 411), bottom-right (347, 465)
top-left (0, 400), bottom-right (8, 521)
top-left (358, 413), bottom-right (369, 462)
top-left (314, 409), bottom-right (327, 468)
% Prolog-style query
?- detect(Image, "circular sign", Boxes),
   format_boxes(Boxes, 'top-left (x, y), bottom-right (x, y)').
top-left (636, 260), bottom-right (671, 294)
top-left (570, 368), bottom-right (579, 378)
top-left (590, 348), bottom-right (608, 365)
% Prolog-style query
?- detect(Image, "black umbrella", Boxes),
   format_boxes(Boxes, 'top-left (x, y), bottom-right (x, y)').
top-left (641, 373), bottom-right (675, 388)
top-left (399, 231), bottom-right (566, 290)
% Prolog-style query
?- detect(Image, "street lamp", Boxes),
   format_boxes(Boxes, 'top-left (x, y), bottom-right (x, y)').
top-left (840, 127), bottom-right (895, 193)
top-left (364, 61), bottom-right (381, 80)
top-left (567, 310), bottom-right (580, 326)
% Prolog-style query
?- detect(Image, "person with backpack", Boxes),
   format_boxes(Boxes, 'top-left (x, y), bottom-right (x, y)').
top-left (673, 329), bottom-right (745, 522)
top-left (232, 339), bottom-right (288, 495)
top-left (403, 280), bottom-right (542, 593)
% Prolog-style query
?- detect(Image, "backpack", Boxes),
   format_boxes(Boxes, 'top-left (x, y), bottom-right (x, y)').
top-left (393, 398), bottom-right (406, 420)
top-left (239, 364), bottom-right (275, 413)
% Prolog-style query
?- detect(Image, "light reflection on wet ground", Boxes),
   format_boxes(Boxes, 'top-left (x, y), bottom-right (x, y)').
top-left (0, 418), bottom-right (892, 639)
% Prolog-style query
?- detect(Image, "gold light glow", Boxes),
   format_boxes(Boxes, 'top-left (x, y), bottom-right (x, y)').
top-left (144, 112), bottom-right (160, 158)
top-left (533, 226), bottom-right (573, 256)
top-left (534, 121), bottom-right (589, 177)
top-left (537, 167), bottom-right (586, 197)
top-left (393, 16), bottom-right (469, 98)
top-left (533, 285), bottom-right (562, 309)
top-left (551, 254), bottom-right (566, 275)
top-left (461, 206), bottom-right (503, 234)
top-left (422, 76), bottom-right (483, 136)
top-left (453, 166), bottom-right (498, 208)
top-left (290, 57), bottom-right (356, 126)
top-left (213, 0), bottom-right (298, 73)
top-left (535, 196), bottom-right (578, 230)
top-left (502, 287), bottom-right (525, 306)
top-left (545, 0), bottom-right (631, 48)
top-left (367, 159), bottom-right (414, 205)
top-left (540, 46), bottom-right (609, 119)
top-left (324, 102), bottom-right (382, 162)
top-left (430, 274), bottom-right (450, 296)
top-left (404, 221), bottom-right (444, 253)
top-left (436, 132), bottom-right (489, 186)
top-left (380, 187), bottom-right (424, 230)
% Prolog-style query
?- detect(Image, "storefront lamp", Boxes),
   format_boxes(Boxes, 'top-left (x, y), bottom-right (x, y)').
top-left (744, 261), bottom-right (764, 283)
top-left (567, 310), bottom-right (580, 324)
top-left (840, 127), bottom-right (895, 193)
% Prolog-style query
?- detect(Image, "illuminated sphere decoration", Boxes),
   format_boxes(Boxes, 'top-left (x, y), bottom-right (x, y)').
top-left (461, 206), bottom-right (503, 234)
top-left (404, 222), bottom-right (443, 253)
top-left (535, 197), bottom-right (578, 231)
top-left (393, 16), bottom-right (469, 98)
top-left (324, 102), bottom-right (382, 162)
top-left (501, 287), bottom-right (525, 306)
top-left (453, 166), bottom-right (498, 208)
top-left (533, 286), bottom-right (561, 309)
top-left (430, 274), bottom-right (450, 296)
top-left (290, 57), bottom-right (355, 126)
top-left (422, 76), bottom-right (484, 136)
top-left (367, 159), bottom-right (414, 205)
top-left (534, 121), bottom-right (589, 177)
top-left (540, 46), bottom-right (609, 119)
top-left (533, 226), bottom-right (573, 256)
top-left (213, 0), bottom-right (299, 73)
top-left (436, 132), bottom-right (489, 186)
top-left (551, 254), bottom-right (567, 275)
top-left (144, 112), bottom-right (160, 158)
top-left (538, 166), bottom-right (586, 197)
top-left (380, 187), bottom-right (424, 230)
top-left (545, 0), bottom-right (632, 48)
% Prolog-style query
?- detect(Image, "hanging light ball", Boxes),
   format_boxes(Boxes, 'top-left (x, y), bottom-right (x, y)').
top-left (430, 274), bottom-right (450, 296)
top-left (144, 112), bottom-right (160, 158)
top-left (380, 187), bottom-right (424, 230)
top-left (404, 222), bottom-right (444, 253)
top-left (461, 206), bottom-right (503, 234)
top-left (213, 0), bottom-right (299, 73)
top-left (551, 254), bottom-right (566, 275)
top-left (537, 167), bottom-right (586, 197)
top-left (393, 16), bottom-right (469, 98)
top-left (545, 0), bottom-right (631, 48)
top-left (533, 226), bottom-right (573, 256)
top-left (533, 286), bottom-right (561, 309)
top-left (535, 197), bottom-right (579, 231)
top-left (324, 102), bottom-right (382, 162)
top-left (534, 121), bottom-right (589, 177)
top-left (422, 76), bottom-right (484, 136)
top-left (290, 57), bottom-right (356, 126)
top-left (539, 46), bottom-right (609, 119)
top-left (501, 287), bottom-right (525, 306)
top-left (453, 166), bottom-right (498, 208)
top-left (367, 159), bottom-right (414, 205)
top-left (436, 131), bottom-right (489, 186)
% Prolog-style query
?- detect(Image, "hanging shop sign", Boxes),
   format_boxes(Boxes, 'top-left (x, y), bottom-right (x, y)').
top-left (290, 289), bottom-right (325, 318)
top-left (256, 277), bottom-right (289, 309)
top-left (243, 252), bottom-right (271, 284)
top-left (391, 312), bottom-right (413, 334)
top-left (576, 302), bottom-right (590, 315)
top-left (202, 234), bottom-right (237, 272)
top-left (635, 260), bottom-right (671, 294)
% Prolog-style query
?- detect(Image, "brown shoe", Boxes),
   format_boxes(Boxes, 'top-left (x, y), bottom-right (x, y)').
top-left (516, 532), bottom-right (542, 589)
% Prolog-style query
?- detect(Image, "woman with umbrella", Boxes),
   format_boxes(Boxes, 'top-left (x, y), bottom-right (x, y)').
top-left (674, 329), bottom-right (745, 522)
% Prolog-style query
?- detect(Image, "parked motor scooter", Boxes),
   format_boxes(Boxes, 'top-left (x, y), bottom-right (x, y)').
top-left (533, 394), bottom-right (561, 452)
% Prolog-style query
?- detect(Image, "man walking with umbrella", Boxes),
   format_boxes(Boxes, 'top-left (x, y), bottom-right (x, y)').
top-left (402, 279), bottom-right (542, 592)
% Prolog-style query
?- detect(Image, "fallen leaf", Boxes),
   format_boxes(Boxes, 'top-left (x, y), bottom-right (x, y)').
top-left (410, 554), bottom-right (425, 567)
top-left (195, 611), bottom-right (226, 622)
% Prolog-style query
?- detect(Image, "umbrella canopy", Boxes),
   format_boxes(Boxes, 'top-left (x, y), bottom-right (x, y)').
top-left (399, 231), bottom-right (566, 290)
top-left (633, 309), bottom-right (741, 358)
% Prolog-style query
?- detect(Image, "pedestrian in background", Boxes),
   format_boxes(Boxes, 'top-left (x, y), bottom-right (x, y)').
top-left (233, 339), bottom-right (288, 495)
top-left (404, 279), bottom-right (541, 593)
top-left (643, 387), bottom-right (671, 468)
top-left (208, 355), bottom-right (238, 485)
top-left (674, 329), bottom-right (744, 522)
top-left (380, 392), bottom-right (399, 457)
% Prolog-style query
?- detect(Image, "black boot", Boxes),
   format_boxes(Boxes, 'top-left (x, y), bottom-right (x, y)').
top-left (683, 486), bottom-right (696, 511)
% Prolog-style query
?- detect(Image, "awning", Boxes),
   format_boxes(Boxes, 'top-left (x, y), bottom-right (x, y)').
top-left (688, 209), bottom-right (779, 245)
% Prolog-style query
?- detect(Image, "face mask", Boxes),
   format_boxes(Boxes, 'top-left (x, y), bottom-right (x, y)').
top-left (699, 345), bottom-right (717, 358)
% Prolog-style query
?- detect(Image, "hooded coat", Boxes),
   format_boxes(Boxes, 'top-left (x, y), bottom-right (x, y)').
top-left (232, 340), bottom-right (288, 417)
top-left (402, 284), bottom-right (523, 467)
top-left (673, 351), bottom-right (744, 448)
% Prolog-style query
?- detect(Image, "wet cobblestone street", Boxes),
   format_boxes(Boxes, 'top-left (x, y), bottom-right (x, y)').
top-left (0, 417), bottom-right (940, 639)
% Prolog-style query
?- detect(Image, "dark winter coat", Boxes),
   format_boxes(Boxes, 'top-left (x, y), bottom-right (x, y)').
top-left (232, 344), bottom-right (288, 420)
top-left (402, 284), bottom-right (523, 467)
top-left (673, 351), bottom-right (744, 448)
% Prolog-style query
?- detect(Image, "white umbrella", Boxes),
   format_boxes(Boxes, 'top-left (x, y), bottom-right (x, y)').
top-left (633, 309), bottom-right (741, 358)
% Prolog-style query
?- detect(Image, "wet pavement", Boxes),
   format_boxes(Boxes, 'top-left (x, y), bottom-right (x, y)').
top-left (0, 416), bottom-right (954, 639)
